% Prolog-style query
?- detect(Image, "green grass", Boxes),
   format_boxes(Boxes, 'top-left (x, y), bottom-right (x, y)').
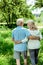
top-left (0, 27), bottom-right (43, 65)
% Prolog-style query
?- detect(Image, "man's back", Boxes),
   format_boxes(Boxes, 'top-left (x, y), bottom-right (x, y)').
top-left (12, 26), bottom-right (30, 52)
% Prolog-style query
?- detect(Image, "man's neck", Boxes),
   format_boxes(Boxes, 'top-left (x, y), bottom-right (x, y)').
top-left (17, 25), bottom-right (23, 27)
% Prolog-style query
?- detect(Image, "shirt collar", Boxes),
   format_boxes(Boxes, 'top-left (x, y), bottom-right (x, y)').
top-left (17, 26), bottom-right (23, 28)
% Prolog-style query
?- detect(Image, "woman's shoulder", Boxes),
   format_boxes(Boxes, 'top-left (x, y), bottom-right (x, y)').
top-left (35, 29), bottom-right (40, 32)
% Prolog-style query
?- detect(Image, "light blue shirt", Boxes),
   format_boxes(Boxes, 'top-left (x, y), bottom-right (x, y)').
top-left (12, 26), bottom-right (30, 52)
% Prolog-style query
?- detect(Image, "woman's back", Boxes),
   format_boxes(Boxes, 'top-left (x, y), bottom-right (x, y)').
top-left (28, 29), bottom-right (42, 49)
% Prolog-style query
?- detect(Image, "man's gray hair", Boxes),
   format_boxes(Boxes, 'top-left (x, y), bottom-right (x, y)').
top-left (16, 18), bottom-right (24, 25)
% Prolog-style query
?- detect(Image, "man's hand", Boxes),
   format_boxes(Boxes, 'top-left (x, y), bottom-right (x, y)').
top-left (28, 36), bottom-right (40, 40)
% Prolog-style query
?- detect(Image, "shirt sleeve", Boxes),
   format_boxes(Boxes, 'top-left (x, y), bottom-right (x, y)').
top-left (39, 32), bottom-right (42, 40)
top-left (12, 30), bottom-right (14, 39)
top-left (25, 29), bottom-right (31, 37)
top-left (38, 30), bottom-right (42, 40)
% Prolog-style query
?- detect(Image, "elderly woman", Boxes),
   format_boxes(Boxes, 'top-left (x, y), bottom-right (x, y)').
top-left (15, 20), bottom-right (42, 65)
top-left (26, 20), bottom-right (42, 65)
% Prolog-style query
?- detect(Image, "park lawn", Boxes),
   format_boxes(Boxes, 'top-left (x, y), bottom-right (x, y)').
top-left (0, 27), bottom-right (43, 65)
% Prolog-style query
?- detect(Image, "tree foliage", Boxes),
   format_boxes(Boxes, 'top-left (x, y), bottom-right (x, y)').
top-left (35, 0), bottom-right (43, 7)
top-left (0, 0), bottom-right (33, 26)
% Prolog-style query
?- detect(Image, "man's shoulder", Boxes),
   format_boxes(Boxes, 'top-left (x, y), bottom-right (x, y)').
top-left (22, 28), bottom-right (30, 33)
top-left (22, 27), bottom-right (27, 30)
top-left (12, 28), bottom-right (16, 32)
top-left (22, 27), bottom-right (28, 31)
top-left (24, 28), bottom-right (30, 30)
top-left (27, 29), bottom-right (30, 31)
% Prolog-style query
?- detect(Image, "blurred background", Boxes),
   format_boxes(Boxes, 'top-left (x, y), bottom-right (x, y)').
top-left (0, 0), bottom-right (43, 65)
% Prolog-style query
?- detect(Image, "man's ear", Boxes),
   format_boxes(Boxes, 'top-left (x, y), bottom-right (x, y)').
top-left (20, 22), bottom-right (23, 26)
top-left (21, 22), bottom-right (23, 24)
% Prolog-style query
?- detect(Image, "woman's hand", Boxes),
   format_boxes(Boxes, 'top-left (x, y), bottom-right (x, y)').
top-left (14, 40), bottom-right (21, 44)
top-left (12, 38), bottom-right (21, 44)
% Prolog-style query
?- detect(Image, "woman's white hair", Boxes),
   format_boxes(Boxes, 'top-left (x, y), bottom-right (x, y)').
top-left (27, 19), bottom-right (34, 23)
top-left (27, 19), bottom-right (37, 29)
top-left (16, 18), bottom-right (24, 25)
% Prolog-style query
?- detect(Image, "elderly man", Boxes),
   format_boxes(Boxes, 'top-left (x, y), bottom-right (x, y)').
top-left (12, 18), bottom-right (31, 65)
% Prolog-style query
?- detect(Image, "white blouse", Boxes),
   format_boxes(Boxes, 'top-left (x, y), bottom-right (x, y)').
top-left (28, 29), bottom-right (42, 49)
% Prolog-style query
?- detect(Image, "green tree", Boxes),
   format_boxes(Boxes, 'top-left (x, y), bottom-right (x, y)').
top-left (35, 0), bottom-right (43, 7)
top-left (0, 0), bottom-right (33, 27)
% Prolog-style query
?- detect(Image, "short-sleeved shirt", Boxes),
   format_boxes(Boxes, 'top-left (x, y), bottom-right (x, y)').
top-left (28, 29), bottom-right (42, 49)
top-left (12, 26), bottom-right (30, 52)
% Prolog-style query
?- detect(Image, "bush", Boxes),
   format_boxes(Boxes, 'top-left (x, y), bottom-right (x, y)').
top-left (40, 29), bottom-right (43, 36)
top-left (40, 40), bottom-right (43, 53)
top-left (0, 30), bottom-right (13, 55)
top-left (38, 53), bottom-right (43, 65)
top-left (0, 30), bottom-right (11, 38)
top-left (0, 55), bottom-right (9, 65)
